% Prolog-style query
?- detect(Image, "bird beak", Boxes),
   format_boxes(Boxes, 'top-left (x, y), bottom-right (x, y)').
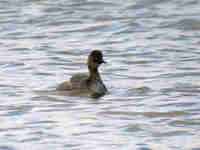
top-left (101, 60), bottom-right (106, 64)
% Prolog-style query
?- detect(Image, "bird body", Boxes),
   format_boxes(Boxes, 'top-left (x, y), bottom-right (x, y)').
top-left (57, 50), bottom-right (107, 97)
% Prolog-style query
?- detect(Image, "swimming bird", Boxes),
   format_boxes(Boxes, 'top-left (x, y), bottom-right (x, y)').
top-left (57, 50), bottom-right (107, 97)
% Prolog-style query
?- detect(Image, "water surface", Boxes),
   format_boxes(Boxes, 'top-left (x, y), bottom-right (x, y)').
top-left (1, 0), bottom-right (200, 149)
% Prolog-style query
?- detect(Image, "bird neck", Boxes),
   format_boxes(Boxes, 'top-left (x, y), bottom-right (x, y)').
top-left (88, 65), bottom-right (101, 80)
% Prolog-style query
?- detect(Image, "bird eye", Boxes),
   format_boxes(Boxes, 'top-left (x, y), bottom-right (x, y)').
top-left (94, 57), bottom-right (98, 62)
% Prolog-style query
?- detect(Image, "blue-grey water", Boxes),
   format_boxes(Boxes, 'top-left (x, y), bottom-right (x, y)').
top-left (1, 0), bottom-right (200, 149)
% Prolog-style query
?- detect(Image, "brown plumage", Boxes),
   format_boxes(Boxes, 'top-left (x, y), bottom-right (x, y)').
top-left (57, 50), bottom-right (107, 97)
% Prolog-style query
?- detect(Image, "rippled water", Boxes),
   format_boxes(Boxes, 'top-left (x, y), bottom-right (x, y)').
top-left (1, 0), bottom-right (200, 149)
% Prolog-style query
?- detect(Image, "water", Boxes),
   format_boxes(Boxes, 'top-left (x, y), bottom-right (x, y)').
top-left (0, 0), bottom-right (200, 149)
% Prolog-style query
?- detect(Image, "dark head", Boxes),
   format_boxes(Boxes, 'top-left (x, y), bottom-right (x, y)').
top-left (88, 50), bottom-right (106, 70)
